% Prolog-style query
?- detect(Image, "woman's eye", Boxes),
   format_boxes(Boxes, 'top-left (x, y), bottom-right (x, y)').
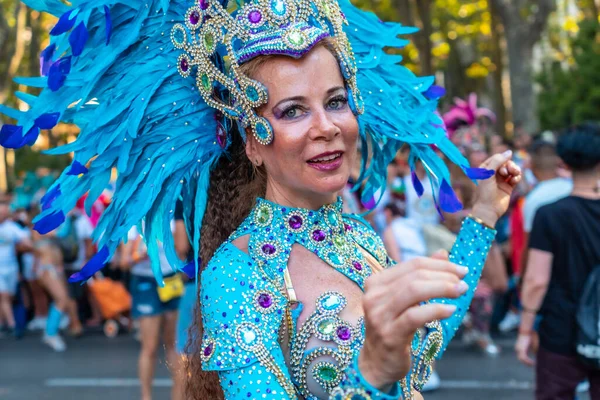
top-left (328, 96), bottom-right (348, 110)
top-left (282, 106), bottom-right (304, 119)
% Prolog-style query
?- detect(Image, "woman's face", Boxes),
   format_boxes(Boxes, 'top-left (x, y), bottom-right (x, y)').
top-left (246, 45), bottom-right (359, 209)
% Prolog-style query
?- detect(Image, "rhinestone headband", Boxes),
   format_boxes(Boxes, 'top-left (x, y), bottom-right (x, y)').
top-left (171, 0), bottom-right (364, 146)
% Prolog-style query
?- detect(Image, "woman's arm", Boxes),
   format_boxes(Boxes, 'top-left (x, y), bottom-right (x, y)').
top-left (382, 225), bottom-right (402, 263)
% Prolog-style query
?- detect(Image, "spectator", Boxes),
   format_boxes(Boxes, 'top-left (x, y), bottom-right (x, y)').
top-left (0, 201), bottom-right (33, 336)
top-left (122, 225), bottom-right (182, 400)
top-left (516, 122), bottom-right (600, 399)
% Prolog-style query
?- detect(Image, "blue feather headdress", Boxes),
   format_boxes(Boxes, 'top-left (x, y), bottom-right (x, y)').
top-left (0, 0), bottom-right (490, 284)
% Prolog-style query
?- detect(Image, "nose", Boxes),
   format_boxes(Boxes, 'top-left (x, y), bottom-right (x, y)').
top-left (308, 108), bottom-right (340, 141)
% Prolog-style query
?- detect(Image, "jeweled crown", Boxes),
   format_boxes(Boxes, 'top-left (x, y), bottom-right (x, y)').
top-left (171, 0), bottom-right (363, 145)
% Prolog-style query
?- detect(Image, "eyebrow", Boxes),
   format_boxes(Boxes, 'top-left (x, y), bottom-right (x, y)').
top-left (272, 86), bottom-right (345, 109)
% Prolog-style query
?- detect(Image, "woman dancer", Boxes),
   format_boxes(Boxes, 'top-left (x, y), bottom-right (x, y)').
top-left (1, 0), bottom-right (520, 398)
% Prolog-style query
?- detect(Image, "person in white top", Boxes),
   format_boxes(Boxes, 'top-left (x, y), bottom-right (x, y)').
top-left (523, 140), bottom-right (573, 234)
top-left (0, 201), bottom-right (33, 334)
top-left (121, 224), bottom-right (182, 400)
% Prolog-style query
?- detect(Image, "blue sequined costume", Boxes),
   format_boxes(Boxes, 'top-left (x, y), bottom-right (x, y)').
top-left (200, 198), bottom-right (495, 399)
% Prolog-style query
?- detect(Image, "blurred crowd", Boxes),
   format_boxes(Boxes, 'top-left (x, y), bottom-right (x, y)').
top-left (0, 117), bottom-right (595, 399)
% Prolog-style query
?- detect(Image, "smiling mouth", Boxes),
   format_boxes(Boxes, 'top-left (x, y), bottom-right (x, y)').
top-left (307, 152), bottom-right (343, 164)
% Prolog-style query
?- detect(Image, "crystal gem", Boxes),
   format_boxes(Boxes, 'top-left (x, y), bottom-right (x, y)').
top-left (288, 31), bottom-right (305, 46)
top-left (327, 211), bottom-right (338, 226)
top-left (351, 261), bottom-right (362, 271)
top-left (255, 121), bottom-right (270, 141)
top-left (317, 365), bottom-right (338, 382)
top-left (367, 236), bottom-right (376, 247)
top-left (321, 294), bottom-right (342, 311)
top-left (203, 342), bottom-right (213, 357)
top-left (189, 10), bottom-right (200, 25)
top-left (288, 215), bottom-right (303, 230)
top-left (256, 206), bottom-right (271, 224)
top-left (312, 229), bottom-right (326, 242)
top-left (248, 10), bottom-right (262, 24)
top-left (216, 123), bottom-right (226, 148)
top-left (261, 243), bottom-right (276, 255)
top-left (246, 86), bottom-right (259, 102)
top-left (328, 252), bottom-right (343, 265)
top-left (344, 223), bottom-right (352, 232)
top-left (204, 32), bottom-right (215, 51)
top-left (317, 318), bottom-right (336, 336)
top-left (200, 74), bottom-right (211, 91)
top-left (271, 0), bottom-right (287, 16)
top-left (336, 325), bottom-right (351, 341)
top-left (257, 293), bottom-right (273, 308)
top-left (199, 0), bottom-right (209, 10)
top-left (180, 58), bottom-right (189, 72)
top-left (240, 326), bottom-right (257, 345)
top-left (333, 236), bottom-right (345, 249)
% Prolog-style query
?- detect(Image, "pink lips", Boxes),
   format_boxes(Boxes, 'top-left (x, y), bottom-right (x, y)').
top-left (307, 151), bottom-right (344, 172)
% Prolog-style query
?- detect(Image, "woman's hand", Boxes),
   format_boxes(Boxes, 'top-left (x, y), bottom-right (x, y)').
top-left (472, 150), bottom-right (522, 227)
top-left (358, 252), bottom-right (468, 390)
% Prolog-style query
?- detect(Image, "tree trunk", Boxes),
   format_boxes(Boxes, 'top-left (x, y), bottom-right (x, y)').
top-left (490, 0), bottom-right (556, 135)
top-left (489, 1), bottom-right (508, 137)
top-left (414, 0), bottom-right (433, 76)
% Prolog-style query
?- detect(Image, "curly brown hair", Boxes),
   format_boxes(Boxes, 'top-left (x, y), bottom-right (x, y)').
top-left (184, 125), bottom-right (266, 399)
top-left (185, 39), bottom-right (337, 399)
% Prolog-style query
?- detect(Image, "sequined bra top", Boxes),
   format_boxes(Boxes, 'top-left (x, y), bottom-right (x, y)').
top-left (200, 198), bottom-right (496, 399)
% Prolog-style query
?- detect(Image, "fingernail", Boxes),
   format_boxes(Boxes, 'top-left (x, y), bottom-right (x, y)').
top-left (456, 266), bottom-right (469, 276)
top-left (444, 305), bottom-right (457, 313)
top-left (502, 150), bottom-right (513, 158)
top-left (456, 281), bottom-right (469, 294)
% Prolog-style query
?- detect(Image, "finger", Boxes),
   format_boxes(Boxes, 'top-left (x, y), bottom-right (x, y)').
top-left (507, 161), bottom-right (521, 176)
top-left (499, 166), bottom-right (508, 177)
top-left (480, 150), bottom-right (513, 171)
top-left (510, 175), bottom-right (522, 185)
top-left (372, 257), bottom-right (466, 285)
top-left (391, 303), bottom-right (457, 336)
top-left (385, 274), bottom-right (468, 319)
top-left (430, 249), bottom-right (449, 261)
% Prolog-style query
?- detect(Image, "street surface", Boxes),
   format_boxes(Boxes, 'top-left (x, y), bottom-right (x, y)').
top-left (0, 332), bottom-right (590, 400)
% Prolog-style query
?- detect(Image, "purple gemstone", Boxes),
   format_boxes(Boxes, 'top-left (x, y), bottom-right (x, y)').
top-left (337, 326), bottom-right (352, 341)
top-left (248, 10), bottom-right (262, 24)
top-left (257, 293), bottom-right (272, 308)
top-left (203, 342), bottom-right (213, 357)
top-left (261, 243), bottom-right (276, 255)
top-left (189, 10), bottom-right (200, 25)
top-left (180, 58), bottom-right (189, 72)
top-left (312, 229), bottom-right (326, 242)
top-left (344, 223), bottom-right (352, 232)
top-left (199, 0), bottom-right (209, 10)
top-left (288, 215), bottom-right (303, 230)
top-left (216, 123), bottom-right (226, 148)
top-left (352, 261), bottom-right (362, 271)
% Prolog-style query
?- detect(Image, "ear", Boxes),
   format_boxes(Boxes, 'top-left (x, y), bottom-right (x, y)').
top-left (245, 129), bottom-right (261, 166)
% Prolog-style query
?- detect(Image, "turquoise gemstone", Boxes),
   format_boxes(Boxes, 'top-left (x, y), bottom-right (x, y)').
top-left (328, 252), bottom-right (343, 265)
top-left (246, 86), bottom-right (259, 102)
top-left (240, 326), bottom-right (257, 345)
top-left (321, 294), bottom-right (341, 311)
top-left (317, 365), bottom-right (338, 382)
top-left (271, 0), bottom-right (287, 16)
top-left (255, 121), bottom-right (270, 141)
top-left (327, 211), bottom-right (338, 226)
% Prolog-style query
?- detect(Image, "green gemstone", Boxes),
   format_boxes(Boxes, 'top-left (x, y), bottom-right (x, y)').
top-left (288, 31), bottom-right (305, 46)
top-left (321, 294), bottom-right (341, 310)
top-left (317, 318), bottom-right (336, 336)
top-left (332, 236), bottom-right (345, 249)
top-left (317, 365), bottom-right (338, 382)
top-left (256, 206), bottom-right (271, 224)
top-left (425, 342), bottom-right (439, 361)
top-left (200, 74), bottom-right (211, 91)
top-left (204, 32), bottom-right (215, 51)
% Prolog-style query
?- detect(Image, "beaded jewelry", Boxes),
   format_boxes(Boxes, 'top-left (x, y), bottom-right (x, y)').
top-left (171, 0), bottom-right (362, 145)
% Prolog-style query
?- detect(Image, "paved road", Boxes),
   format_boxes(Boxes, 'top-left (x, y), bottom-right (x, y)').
top-left (0, 331), bottom-right (590, 400)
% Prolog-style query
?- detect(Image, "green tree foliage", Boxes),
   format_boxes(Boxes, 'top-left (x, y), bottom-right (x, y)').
top-left (537, 19), bottom-right (600, 130)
